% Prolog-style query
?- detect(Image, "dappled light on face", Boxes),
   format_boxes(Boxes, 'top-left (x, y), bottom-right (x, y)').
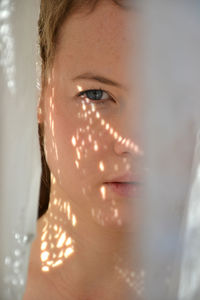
top-left (100, 185), bottom-right (106, 200)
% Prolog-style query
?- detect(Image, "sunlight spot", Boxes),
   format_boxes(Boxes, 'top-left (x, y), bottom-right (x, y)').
top-left (123, 157), bottom-right (127, 163)
top-left (126, 164), bottom-right (131, 171)
top-left (53, 225), bottom-right (58, 231)
top-left (99, 161), bottom-right (105, 172)
top-left (50, 96), bottom-right (52, 106)
top-left (64, 247), bottom-right (74, 258)
top-left (77, 85), bottom-right (83, 92)
top-left (101, 119), bottom-right (105, 126)
top-left (114, 209), bottom-right (119, 218)
top-left (89, 118), bottom-right (93, 125)
top-left (88, 135), bottom-right (92, 143)
top-left (86, 125), bottom-right (90, 131)
top-left (81, 140), bottom-right (85, 146)
top-left (91, 104), bottom-right (96, 112)
top-left (118, 136), bottom-right (122, 142)
top-left (41, 251), bottom-right (49, 262)
top-left (100, 186), bottom-right (106, 200)
top-left (57, 232), bottom-right (66, 248)
top-left (96, 112), bottom-right (100, 119)
top-left (88, 110), bottom-right (91, 115)
top-left (76, 148), bottom-right (81, 160)
top-left (41, 242), bottom-right (47, 251)
top-left (66, 237), bottom-right (72, 246)
top-left (75, 160), bottom-right (79, 168)
top-left (72, 215), bottom-right (77, 227)
top-left (67, 203), bottom-right (71, 220)
top-left (94, 142), bottom-right (99, 151)
top-left (47, 261), bottom-right (53, 266)
top-left (41, 231), bottom-right (47, 241)
top-left (84, 112), bottom-right (88, 118)
top-left (51, 174), bottom-right (56, 185)
top-left (71, 136), bottom-right (76, 147)
top-left (42, 266), bottom-right (49, 272)
top-left (59, 250), bottom-right (64, 258)
top-left (82, 103), bottom-right (86, 111)
top-left (54, 198), bottom-right (58, 205)
top-left (52, 260), bottom-right (63, 268)
top-left (110, 128), bottom-right (114, 135)
top-left (126, 139), bottom-right (130, 147)
top-left (114, 132), bottom-right (118, 139)
top-left (122, 138), bottom-right (126, 145)
top-left (105, 123), bottom-right (110, 130)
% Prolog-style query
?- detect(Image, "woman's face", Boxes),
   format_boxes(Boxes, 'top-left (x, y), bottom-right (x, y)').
top-left (41, 1), bottom-right (143, 229)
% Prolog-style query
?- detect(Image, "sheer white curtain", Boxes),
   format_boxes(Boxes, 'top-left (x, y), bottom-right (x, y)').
top-left (0, 1), bottom-right (41, 299)
top-left (141, 1), bottom-right (200, 299)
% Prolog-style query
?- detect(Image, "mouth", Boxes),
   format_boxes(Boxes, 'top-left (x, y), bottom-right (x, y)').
top-left (104, 181), bottom-right (142, 198)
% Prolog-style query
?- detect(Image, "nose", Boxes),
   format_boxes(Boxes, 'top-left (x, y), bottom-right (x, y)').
top-left (113, 136), bottom-right (143, 157)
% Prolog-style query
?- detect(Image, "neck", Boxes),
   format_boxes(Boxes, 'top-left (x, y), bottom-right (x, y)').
top-left (32, 181), bottom-right (144, 299)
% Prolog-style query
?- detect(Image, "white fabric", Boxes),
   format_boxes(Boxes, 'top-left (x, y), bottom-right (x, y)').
top-left (0, 1), bottom-right (41, 299)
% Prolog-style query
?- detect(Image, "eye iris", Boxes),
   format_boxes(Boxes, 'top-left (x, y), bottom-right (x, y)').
top-left (86, 90), bottom-right (103, 100)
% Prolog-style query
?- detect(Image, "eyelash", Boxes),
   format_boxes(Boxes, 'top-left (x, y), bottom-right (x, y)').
top-left (77, 88), bottom-right (116, 104)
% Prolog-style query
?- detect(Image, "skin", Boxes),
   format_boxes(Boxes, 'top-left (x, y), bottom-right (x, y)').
top-left (23, 1), bottom-right (145, 299)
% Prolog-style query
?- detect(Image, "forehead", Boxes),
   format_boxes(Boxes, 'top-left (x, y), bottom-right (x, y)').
top-left (54, 1), bottom-right (137, 85)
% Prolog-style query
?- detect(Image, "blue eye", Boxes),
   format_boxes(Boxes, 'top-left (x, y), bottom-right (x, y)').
top-left (79, 89), bottom-right (111, 102)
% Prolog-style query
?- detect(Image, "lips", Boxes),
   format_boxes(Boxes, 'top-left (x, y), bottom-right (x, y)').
top-left (104, 173), bottom-right (143, 198)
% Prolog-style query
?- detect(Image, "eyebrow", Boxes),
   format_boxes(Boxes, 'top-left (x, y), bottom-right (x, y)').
top-left (72, 72), bottom-right (126, 90)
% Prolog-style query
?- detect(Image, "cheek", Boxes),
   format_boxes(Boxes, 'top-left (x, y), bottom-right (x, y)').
top-left (44, 99), bottom-right (114, 196)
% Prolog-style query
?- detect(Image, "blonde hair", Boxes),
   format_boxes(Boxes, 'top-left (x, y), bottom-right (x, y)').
top-left (38, 0), bottom-right (130, 86)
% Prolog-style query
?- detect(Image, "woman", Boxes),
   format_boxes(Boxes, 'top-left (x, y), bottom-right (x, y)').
top-left (23, 0), bottom-right (145, 299)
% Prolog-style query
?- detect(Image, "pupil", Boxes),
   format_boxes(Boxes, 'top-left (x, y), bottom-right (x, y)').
top-left (87, 90), bottom-right (103, 100)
